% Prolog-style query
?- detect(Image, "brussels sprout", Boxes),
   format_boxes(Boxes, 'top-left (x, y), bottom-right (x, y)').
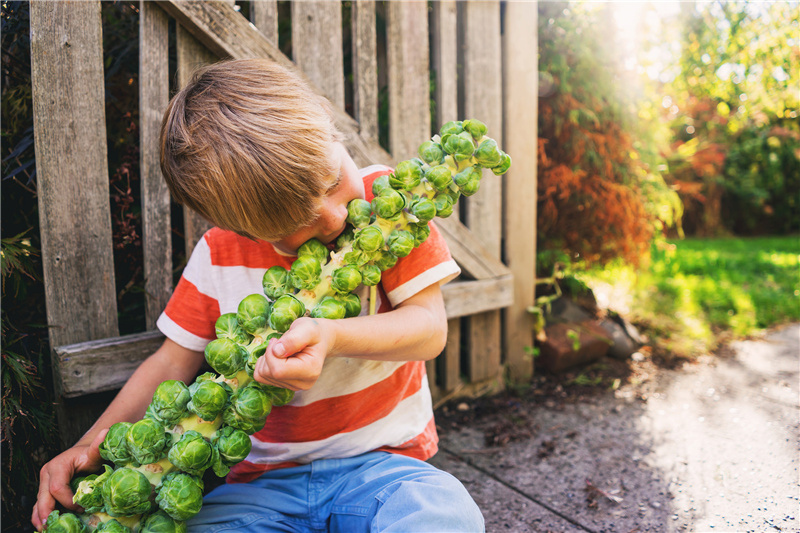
top-left (95, 519), bottom-right (132, 533)
top-left (354, 226), bottom-right (384, 253)
top-left (433, 193), bottom-right (455, 218)
top-left (262, 266), bottom-right (291, 300)
top-left (204, 338), bottom-right (247, 379)
top-left (289, 255), bottom-right (322, 291)
top-left (125, 418), bottom-right (168, 466)
top-left (223, 384), bottom-right (272, 434)
top-left (343, 249), bottom-right (372, 267)
top-left (408, 223), bottom-right (431, 247)
top-left (73, 464), bottom-right (112, 514)
top-left (442, 132), bottom-right (474, 156)
top-left (331, 266), bottom-right (363, 295)
top-left (337, 292), bottom-right (362, 318)
top-left (44, 511), bottom-right (88, 533)
top-left (336, 226), bottom-right (356, 249)
top-left (168, 430), bottom-right (216, 477)
top-left (269, 294), bottom-right (306, 333)
top-left (360, 264), bottom-right (382, 287)
top-left (140, 510), bottom-right (187, 533)
top-left (371, 189), bottom-right (407, 219)
top-left (213, 313), bottom-right (251, 345)
top-left (371, 173), bottom-right (392, 197)
top-left (297, 238), bottom-right (329, 266)
top-left (454, 166), bottom-right (481, 196)
top-left (389, 160), bottom-right (423, 191)
top-left (187, 379), bottom-right (229, 421)
top-left (491, 151), bottom-right (512, 175)
top-left (346, 199), bottom-right (373, 228)
top-left (101, 467), bottom-right (153, 517)
top-left (410, 197), bottom-right (437, 224)
top-left (425, 165), bottom-right (453, 192)
top-left (461, 119), bottom-right (487, 141)
top-left (387, 230), bottom-right (415, 258)
top-left (155, 472), bottom-right (204, 521)
top-left (310, 296), bottom-right (347, 320)
top-left (149, 380), bottom-right (191, 426)
top-left (373, 250), bottom-right (399, 272)
top-left (474, 138), bottom-right (502, 168)
top-left (212, 425), bottom-right (252, 466)
top-left (99, 422), bottom-right (133, 465)
top-left (236, 293), bottom-right (271, 335)
top-left (439, 120), bottom-right (463, 136)
top-left (262, 385), bottom-right (295, 407)
top-left (418, 140), bottom-right (445, 165)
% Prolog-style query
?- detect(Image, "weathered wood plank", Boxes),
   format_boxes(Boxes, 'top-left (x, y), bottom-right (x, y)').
top-left (502, 1), bottom-right (538, 381)
top-left (430, 0), bottom-right (458, 126)
top-left (352, 0), bottom-right (378, 141)
top-left (443, 318), bottom-right (462, 393)
top-left (30, 0), bottom-right (119, 445)
top-left (176, 23), bottom-right (217, 257)
top-left (250, 0), bottom-right (278, 46)
top-left (435, 217), bottom-right (510, 280)
top-left (386, 0), bottom-right (430, 157)
top-left (462, 0), bottom-right (503, 383)
top-left (140, 1), bottom-right (172, 330)
top-left (56, 331), bottom-right (166, 398)
top-left (292, 1), bottom-right (344, 109)
top-left (442, 276), bottom-right (513, 319)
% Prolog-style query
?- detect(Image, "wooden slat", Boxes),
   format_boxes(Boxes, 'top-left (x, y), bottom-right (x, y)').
top-left (443, 318), bottom-right (462, 392)
top-left (291, 1), bottom-right (345, 109)
top-left (435, 217), bottom-right (510, 280)
top-left (176, 23), bottom-right (217, 257)
top-left (352, 0), bottom-right (378, 141)
top-left (250, 0), bottom-right (278, 46)
top-left (386, 0), bottom-right (430, 158)
top-left (430, 0), bottom-right (458, 126)
top-left (30, 0), bottom-right (119, 445)
top-left (502, 1), bottom-right (538, 381)
top-left (462, 0), bottom-right (503, 383)
top-left (442, 276), bottom-right (513, 320)
top-left (140, 1), bottom-right (172, 330)
top-left (56, 331), bottom-right (166, 398)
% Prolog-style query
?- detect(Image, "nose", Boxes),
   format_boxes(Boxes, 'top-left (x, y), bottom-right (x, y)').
top-left (317, 200), bottom-right (347, 234)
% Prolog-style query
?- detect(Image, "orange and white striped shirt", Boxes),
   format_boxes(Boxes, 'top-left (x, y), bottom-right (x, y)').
top-left (157, 165), bottom-right (461, 484)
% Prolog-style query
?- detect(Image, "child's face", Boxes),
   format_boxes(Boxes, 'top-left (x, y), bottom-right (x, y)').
top-left (272, 143), bottom-right (364, 255)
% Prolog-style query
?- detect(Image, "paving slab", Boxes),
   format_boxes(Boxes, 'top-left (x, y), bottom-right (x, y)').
top-left (433, 324), bottom-right (800, 533)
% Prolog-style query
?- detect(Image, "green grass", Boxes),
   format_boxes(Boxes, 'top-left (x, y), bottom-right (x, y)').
top-left (580, 236), bottom-right (800, 358)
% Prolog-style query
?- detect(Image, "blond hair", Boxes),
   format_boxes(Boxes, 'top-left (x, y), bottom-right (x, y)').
top-left (160, 59), bottom-right (339, 241)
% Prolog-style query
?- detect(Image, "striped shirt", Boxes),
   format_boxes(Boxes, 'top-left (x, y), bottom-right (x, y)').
top-left (157, 165), bottom-right (461, 484)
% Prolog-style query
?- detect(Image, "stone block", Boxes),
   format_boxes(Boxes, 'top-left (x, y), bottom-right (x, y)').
top-left (536, 320), bottom-right (612, 373)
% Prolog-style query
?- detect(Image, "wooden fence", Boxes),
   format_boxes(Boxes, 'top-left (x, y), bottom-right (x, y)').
top-left (29, 0), bottom-right (538, 446)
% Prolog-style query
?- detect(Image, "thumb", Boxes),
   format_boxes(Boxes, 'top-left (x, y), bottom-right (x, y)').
top-left (83, 428), bottom-right (108, 467)
top-left (270, 323), bottom-right (311, 358)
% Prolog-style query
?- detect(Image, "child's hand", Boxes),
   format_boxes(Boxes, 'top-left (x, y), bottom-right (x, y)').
top-left (253, 317), bottom-right (335, 391)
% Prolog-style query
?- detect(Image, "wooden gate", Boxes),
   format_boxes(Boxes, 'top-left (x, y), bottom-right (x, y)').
top-left (29, 0), bottom-right (538, 446)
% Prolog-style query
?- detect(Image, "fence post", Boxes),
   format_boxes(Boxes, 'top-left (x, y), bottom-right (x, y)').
top-left (291, 1), bottom-right (345, 109)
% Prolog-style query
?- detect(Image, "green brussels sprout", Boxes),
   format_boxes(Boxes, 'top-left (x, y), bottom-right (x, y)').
top-left (442, 132), bottom-right (474, 156)
top-left (99, 422), bottom-right (133, 465)
top-left (454, 165), bottom-right (481, 197)
top-left (371, 189), bottom-right (407, 219)
top-left (155, 472), bottom-right (203, 521)
top-left (461, 119), bottom-right (488, 141)
top-left (433, 193), bottom-right (455, 218)
top-left (491, 151), bottom-right (512, 175)
top-left (418, 140), bottom-right (445, 165)
top-left (289, 255), bottom-right (322, 291)
top-left (214, 313), bottom-right (251, 344)
top-left (336, 226), bottom-right (356, 249)
top-left (354, 226), bottom-right (384, 253)
top-left (262, 266), bottom-right (291, 300)
top-left (346, 199), bottom-right (373, 228)
top-left (310, 296), bottom-right (347, 320)
top-left (212, 425), bottom-right (252, 466)
top-left (474, 138), bottom-right (502, 168)
top-left (140, 510), bottom-right (187, 533)
top-left (237, 293), bottom-right (271, 335)
top-left (297, 238), bottom-right (329, 266)
top-left (337, 292), bottom-right (363, 318)
top-left (44, 511), bottom-right (88, 533)
top-left (343, 249), bottom-right (372, 267)
top-left (149, 380), bottom-right (191, 426)
top-left (187, 379), bottom-right (229, 421)
top-left (372, 173), bottom-right (392, 196)
top-left (410, 197), bottom-right (437, 224)
top-left (331, 266), bottom-right (363, 295)
top-left (95, 519), bottom-right (132, 533)
top-left (72, 464), bottom-right (112, 513)
top-left (262, 385), bottom-right (295, 407)
top-left (408, 223), bottom-right (431, 247)
top-left (387, 230), bottom-right (415, 258)
top-left (168, 430), bottom-right (217, 477)
top-left (269, 294), bottom-right (306, 333)
top-left (439, 120), bottom-right (464, 136)
top-left (425, 165), bottom-right (453, 192)
top-left (372, 250), bottom-right (398, 272)
top-left (101, 467), bottom-right (153, 517)
top-left (204, 338), bottom-right (247, 379)
top-left (360, 264), bottom-right (382, 287)
top-left (223, 384), bottom-right (272, 434)
top-left (125, 418), bottom-right (168, 466)
top-left (389, 160), bottom-right (423, 191)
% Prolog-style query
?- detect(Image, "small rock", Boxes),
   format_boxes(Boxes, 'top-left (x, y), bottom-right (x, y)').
top-left (456, 402), bottom-right (470, 411)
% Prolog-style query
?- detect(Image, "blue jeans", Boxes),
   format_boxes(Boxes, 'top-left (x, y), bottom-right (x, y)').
top-left (187, 452), bottom-right (484, 532)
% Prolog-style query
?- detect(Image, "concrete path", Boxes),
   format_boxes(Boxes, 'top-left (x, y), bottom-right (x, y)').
top-left (429, 324), bottom-right (799, 533)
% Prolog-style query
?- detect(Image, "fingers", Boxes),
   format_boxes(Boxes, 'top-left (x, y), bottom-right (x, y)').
top-left (271, 318), bottom-right (317, 358)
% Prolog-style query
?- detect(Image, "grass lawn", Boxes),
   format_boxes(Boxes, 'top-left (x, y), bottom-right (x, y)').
top-left (580, 235), bottom-right (800, 358)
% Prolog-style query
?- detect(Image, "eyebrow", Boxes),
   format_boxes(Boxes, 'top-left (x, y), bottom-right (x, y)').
top-left (324, 170), bottom-right (343, 194)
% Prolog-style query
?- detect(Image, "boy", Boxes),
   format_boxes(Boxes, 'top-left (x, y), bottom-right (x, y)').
top-left (32, 59), bottom-right (484, 532)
